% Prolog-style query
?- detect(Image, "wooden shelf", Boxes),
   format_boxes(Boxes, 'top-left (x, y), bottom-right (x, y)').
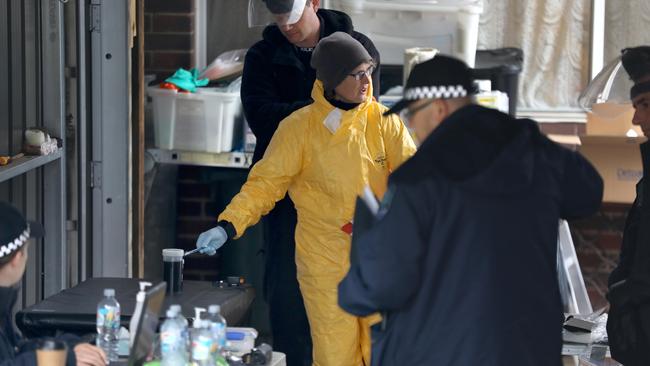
top-left (0, 149), bottom-right (63, 183)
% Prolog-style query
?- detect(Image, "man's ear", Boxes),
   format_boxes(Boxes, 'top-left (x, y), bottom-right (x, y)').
top-left (312, 0), bottom-right (320, 12)
top-left (433, 99), bottom-right (448, 119)
top-left (9, 248), bottom-right (25, 267)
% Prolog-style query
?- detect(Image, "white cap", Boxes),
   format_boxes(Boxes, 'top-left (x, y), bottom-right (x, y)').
top-left (166, 309), bottom-right (175, 318)
top-left (104, 288), bottom-right (115, 297)
top-left (170, 304), bottom-right (181, 314)
top-left (193, 307), bottom-right (206, 328)
top-left (208, 305), bottom-right (221, 314)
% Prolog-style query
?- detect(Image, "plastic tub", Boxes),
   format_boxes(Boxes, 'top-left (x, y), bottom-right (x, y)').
top-left (473, 48), bottom-right (524, 116)
top-left (328, 0), bottom-right (483, 66)
top-left (225, 327), bottom-right (258, 356)
top-left (147, 87), bottom-right (242, 153)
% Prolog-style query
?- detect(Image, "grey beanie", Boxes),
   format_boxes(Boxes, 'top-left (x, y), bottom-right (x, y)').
top-left (311, 32), bottom-right (373, 92)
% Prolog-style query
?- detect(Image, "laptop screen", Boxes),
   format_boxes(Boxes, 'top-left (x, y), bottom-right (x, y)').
top-left (129, 282), bottom-right (166, 365)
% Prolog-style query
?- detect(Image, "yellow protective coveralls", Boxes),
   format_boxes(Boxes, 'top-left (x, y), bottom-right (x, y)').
top-left (219, 80), bottom-right (416, 366)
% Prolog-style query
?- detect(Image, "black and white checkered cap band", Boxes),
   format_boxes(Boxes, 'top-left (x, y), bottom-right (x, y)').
top-left (404, 85), bottom-right (468, 100)
top-left (0, 227), bottom-right (30, 258)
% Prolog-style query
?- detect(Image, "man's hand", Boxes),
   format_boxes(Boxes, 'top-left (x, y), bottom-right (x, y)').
top-left (74, 343), bottom-right (107, 366)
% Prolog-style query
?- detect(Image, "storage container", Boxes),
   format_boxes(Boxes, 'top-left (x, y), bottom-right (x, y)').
top-left (328, 0), bottom-right (483, 66)
top-left (148, 87), bottom-right (242, 153)
top-left (225, 327), bottom-right (258, 356)
top-left (473, 48), bottom-right (523, 115)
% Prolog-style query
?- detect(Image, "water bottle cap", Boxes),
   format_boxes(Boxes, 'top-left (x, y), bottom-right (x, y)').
top-left (104, 288), bottom-right (115, 297)
top-left (208, 305), bottom-right (221, 314)
top-left (170, 304), bottom-right (181, 313)
top-left (166, 309), bottom-right (175, 318)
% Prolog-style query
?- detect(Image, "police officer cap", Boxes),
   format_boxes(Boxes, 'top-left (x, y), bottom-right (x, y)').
top-left (384, 54), bottom-right (476, 116)
top-left (0, 202), bottom-right (44, 261)
top-left (622, 46), bottom-right (650, 83)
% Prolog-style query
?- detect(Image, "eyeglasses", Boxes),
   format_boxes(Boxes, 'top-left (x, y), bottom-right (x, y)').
top-left (348, 65), bottom-right (375, 81)
top-left (399, 100), bottom-right (435, 125)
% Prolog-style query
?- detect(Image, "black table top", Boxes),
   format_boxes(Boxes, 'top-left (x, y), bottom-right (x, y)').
top-left (16, 277), bottom-right (255, 337)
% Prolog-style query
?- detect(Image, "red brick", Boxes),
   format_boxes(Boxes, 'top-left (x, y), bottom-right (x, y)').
top-left (144, 14), bottom-right (153, 32)
top-left (576, 250), bottom-right (601, 271)
top-left (153, 14), bottom-right (193, 32)
top-left (601, 202), bottom-right (633, 213)
top-left (538, 122), bottom-right (585, 136)
top-left (176, 237), bottom-right (196, 251)
top-left (178, 183), bottom-right (210, 198)
top-left (177, 219), bottom-right (216, 236)
top-left (178, 201), bottom-right (202, 216)
top-left (150, 51), bottom-right (192, 70)
top-left (178, 166), bottom-right (202, 181)
top-left (145, 34), bottom-right (192, 51)
top-left (595, 232), bottom-right (623, 252)
top-left (145, 0), bottom-right (193, 14)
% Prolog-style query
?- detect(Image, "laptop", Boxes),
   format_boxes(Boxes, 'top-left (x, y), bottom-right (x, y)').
top-left (111, 281), bottom-right (166, 366)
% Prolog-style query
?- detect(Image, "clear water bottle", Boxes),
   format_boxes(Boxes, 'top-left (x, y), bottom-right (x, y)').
top-left (96, 288), bottom-right (121, 361)
top-left (170, 304), bottom-right (190, 355)
top-left (160, 309), bottom-right (187, 366)
top-left (191, 308), bottom-right (214, 366)
top-left (207, 305), bottom-right (227, 355)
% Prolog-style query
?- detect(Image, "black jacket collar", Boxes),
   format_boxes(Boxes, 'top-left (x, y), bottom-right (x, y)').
top-left (0, 286), bottom-right (18, 327)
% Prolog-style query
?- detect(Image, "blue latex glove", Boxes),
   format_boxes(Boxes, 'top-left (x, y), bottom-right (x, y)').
top-left (196, 226), bottom-right (228, 256)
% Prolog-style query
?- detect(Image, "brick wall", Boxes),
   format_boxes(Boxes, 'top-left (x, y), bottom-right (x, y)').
top-left (175, 166), bottom-right (222, 280)
top-left (571, 203), bottom-right (629, 310)
top-left (144, 0), bottom-right (195, 81)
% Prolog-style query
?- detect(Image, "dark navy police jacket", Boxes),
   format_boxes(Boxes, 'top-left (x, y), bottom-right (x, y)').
top-left (339, 104), bottom-right (603, 366)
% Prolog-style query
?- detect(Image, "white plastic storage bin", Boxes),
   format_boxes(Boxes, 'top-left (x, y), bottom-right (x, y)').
top-left (328, 0), bottom-right (483, 66)
top-left (148, 87), bottom-right (242, 153)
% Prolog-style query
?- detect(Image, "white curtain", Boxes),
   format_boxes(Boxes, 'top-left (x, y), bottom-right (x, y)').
top-left (477, 0), bottom-right (591, 110)
top-left (604, 0), bottom-right (650, 63)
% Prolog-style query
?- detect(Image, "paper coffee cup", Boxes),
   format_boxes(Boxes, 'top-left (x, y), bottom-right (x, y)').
top-left (36, 338), bottom-right (67, 366)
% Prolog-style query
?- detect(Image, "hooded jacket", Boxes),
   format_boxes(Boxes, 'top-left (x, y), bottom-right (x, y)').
top-left (339, 104), bottom-right (604, 366)
top-left (0, 286), bottom-right (77, 366)
top-left (240, 9), bottom-right (380, 163)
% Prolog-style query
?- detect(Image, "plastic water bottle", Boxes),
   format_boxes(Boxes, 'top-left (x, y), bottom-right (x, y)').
top-left (96, 288), bottom-right (121, 361)
top-left (191, 308), bottom-right (214, 366)
top-left (207, 305), bottom-right (227, 355)
top-left (170, 304), bottom-right (190, 358)
top-left (160, 309), bottom-right (187, 366)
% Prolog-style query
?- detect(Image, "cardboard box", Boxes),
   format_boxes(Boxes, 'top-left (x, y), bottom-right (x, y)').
top-left (579, 136), bottom-right (645, 203)
top-left (587, 103), bottom-right (643, 137)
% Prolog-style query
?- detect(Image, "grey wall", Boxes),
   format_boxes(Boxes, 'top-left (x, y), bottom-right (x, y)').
top-left (206, 0), bottom-right (263, 63)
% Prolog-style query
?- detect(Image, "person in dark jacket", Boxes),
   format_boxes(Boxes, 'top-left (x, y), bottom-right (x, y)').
top-left (237, 1), bottom-right (379, 364)
top-left (0, 201), bottom-right (107, 366)
top-left (606, 46), bottom-right (650, 365)
top-left (608, 46), bottom-right (650, 287)
top-left (338, 55), bottom-right (604, 366)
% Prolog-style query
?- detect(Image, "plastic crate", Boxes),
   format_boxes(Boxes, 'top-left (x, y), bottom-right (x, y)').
top-left (328, 0), bottom-right (483, 66)
top-left (147, 87), bottom-right (242, 153)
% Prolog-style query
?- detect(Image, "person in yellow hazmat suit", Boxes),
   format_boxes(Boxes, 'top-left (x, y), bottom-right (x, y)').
top-left (195, 32), bottom-right (416, 366)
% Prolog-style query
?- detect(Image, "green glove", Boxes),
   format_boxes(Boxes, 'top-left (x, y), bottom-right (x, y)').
top-left (165, 68), bottom-right (209, 92)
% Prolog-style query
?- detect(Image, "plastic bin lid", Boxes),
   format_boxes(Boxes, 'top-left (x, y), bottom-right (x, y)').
top-left (474, 48), bottom-right (524, 73)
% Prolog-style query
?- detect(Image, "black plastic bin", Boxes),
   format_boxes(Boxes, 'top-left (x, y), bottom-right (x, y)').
top-left (472, 48), bottom-right (523, 116)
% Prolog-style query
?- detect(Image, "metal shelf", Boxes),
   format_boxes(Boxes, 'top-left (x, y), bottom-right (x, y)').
top-left (147, 149), bottom-right (252, 169)
top-left (0, 149), bottom-right (63, 183)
